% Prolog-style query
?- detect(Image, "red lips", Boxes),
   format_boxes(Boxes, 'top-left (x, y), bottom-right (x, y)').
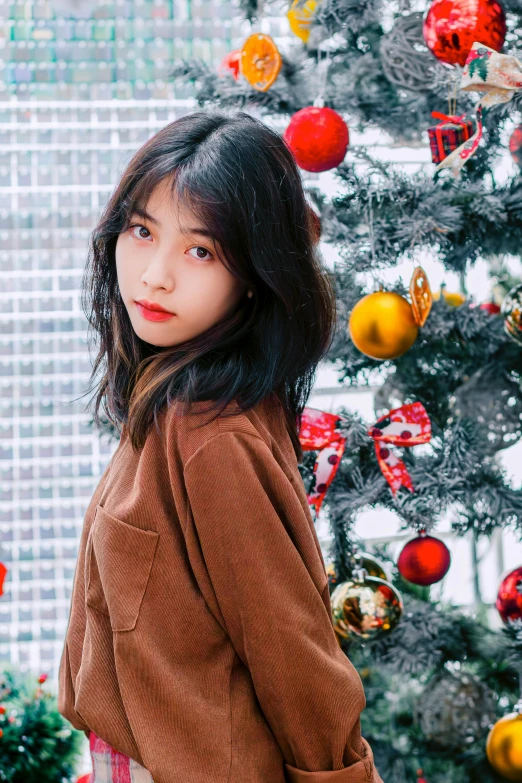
top-left (135, 299), bottom-right (175, 314)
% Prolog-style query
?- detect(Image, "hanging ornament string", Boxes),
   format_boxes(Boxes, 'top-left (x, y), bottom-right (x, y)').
top-left (313, 45), bottom-right (331, 108)
top-left (367, 185), bottom-right (377, 268)
top-left (448, 69), bottom-right (459, 117)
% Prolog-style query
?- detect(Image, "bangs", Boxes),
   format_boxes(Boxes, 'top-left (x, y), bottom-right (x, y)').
top-left (120, 164), bottom-right (240, 278)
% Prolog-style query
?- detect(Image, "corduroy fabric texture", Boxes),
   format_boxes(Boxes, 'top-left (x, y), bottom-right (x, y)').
top-left (88, 730), bottom-right (154, 782)
top-left (58, 394), bottom-right (383, 783)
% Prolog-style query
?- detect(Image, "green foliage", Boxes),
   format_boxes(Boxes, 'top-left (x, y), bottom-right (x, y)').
top-left (0, 665), bottom-right (84, 783)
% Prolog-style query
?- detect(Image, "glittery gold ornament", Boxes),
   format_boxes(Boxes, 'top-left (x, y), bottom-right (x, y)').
top-left (501, 283), bottom-right (522, 346)
top-left (415, 671), bottom-right (497, 751)
top-left (486, 707), bottom-right (522, 781)
top-left (348, 291), bottom-right (419, 360)
top-left (330, 574), bottom-right (403, 642)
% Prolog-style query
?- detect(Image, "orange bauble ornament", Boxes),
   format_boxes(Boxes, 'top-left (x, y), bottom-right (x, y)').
top-left (349, 291), bottom-right (419, 360)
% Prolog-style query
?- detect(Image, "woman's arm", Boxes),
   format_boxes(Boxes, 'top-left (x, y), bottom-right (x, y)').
top-left (183, 429), bottom-right (383, 783)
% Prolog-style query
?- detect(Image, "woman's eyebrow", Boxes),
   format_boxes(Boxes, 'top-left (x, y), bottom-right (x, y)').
top-left (131, 207), bottom-right (160, 226)
top-left (183, 227), bottom-right (215, 239)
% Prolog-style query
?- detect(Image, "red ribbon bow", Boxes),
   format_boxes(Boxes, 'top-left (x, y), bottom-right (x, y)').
top-left (298, 408), bottom-right (347, 515)
top-left (369, 402), bottom-right (431, 494)
top-left (298, 402), bottom-right (432, 514)
top-left (431, 110), bottom-right (468, 126)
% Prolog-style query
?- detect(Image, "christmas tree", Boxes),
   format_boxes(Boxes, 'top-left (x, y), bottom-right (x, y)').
top-left (170, 1), bottom-right (522, 780)
top-left (0, 665), bottom-right (83, 782)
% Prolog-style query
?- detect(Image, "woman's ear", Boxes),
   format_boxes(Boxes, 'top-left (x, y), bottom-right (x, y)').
top-left (247, 289), bottom-right (253, 299)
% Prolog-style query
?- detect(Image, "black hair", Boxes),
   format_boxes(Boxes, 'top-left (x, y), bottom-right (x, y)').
top-left (80, 108), bottom-right (337, 462)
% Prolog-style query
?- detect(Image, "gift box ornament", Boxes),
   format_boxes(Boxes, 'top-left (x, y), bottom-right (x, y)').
top-left (428, 111), bottom-right (474, 165)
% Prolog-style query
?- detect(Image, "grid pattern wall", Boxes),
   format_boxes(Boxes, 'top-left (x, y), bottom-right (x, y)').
top-left (0, 0), bottom-right (301, 686)
top-left (0, 0), bottom-right (243, 101)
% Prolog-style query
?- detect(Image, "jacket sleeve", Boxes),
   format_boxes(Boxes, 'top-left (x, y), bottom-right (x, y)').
top-left (183, 429), bottom-right (384, 783)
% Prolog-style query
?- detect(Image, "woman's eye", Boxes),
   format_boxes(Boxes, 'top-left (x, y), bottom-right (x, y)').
top-left (129, 224), bottom-right (152, 241)
top-left (188, 246), bottom-right (213, 261)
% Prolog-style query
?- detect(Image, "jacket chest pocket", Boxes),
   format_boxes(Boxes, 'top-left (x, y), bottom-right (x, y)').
top-left (85, 504), bottom-right (160, 632)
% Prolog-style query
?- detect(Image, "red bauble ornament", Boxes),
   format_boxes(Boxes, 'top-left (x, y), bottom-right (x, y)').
top-left (218, 49), bottom-right (241, 81)
top-left (479, 301), bottom-right (501, 314)
top-left (397, 529), bottom-right (451, 586)
top-left (509, 124), bottom-right (522, 169)
top-left (496, 565), bottom-right (522, 623)
top-left (76, 775), bottom-right (91, 783)
top-left (283, 107), bottom-right (349, 173)
top-left (423, 0), bottom-right (506, 67)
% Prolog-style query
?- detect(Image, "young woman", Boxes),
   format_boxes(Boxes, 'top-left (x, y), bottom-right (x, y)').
top-left (57, 109), bottom-right (383, 783)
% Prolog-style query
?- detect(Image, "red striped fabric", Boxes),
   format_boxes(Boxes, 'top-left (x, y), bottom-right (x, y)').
top-left (88, 730), bottom-right (154, 783)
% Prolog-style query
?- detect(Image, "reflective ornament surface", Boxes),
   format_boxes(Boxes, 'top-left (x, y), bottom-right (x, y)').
top-left (326, 553), bottom-right (389, 592)
top-left (397, 530), bottom-right (451, 586)
top-left (496, 565), bottom-right (522, 624)
top-left (423, 0), bottom-right (506, 67)
top-left (501, 283), bottom-right (522, 346)
top-left (330, 575), bottom-right (403, 641)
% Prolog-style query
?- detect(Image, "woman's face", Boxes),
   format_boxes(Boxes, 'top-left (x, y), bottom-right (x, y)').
top-left (115, 176), bottom-right (248, 348)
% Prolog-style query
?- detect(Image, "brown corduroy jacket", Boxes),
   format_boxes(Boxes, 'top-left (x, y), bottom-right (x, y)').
top-left (58, 394), bottom-right (384, 783)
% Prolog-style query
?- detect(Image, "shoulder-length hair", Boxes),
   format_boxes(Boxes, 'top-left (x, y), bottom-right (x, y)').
top-left (81, 108), bottom-right (337, 463)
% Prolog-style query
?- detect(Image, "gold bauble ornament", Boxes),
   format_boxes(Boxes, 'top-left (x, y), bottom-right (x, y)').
top-left (326, 553), bottom-right (389, 592)
top-left (330, 574), bottom-right (403, 642)
top-left (348, 291), bottom-right (419, 360)
top-left (486, 709), bottom-right (522, 781)
top-left (433, 288), bottom-right (466, 307)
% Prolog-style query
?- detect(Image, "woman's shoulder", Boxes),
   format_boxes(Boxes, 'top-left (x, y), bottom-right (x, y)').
top-left (162, 393), bottom-right (286, 469)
